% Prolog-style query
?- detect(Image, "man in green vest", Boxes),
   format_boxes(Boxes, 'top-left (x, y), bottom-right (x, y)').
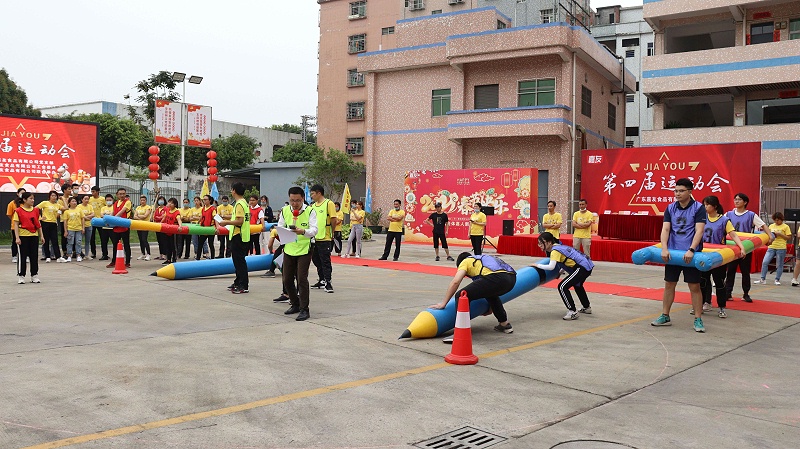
top-left (310, 184), bottom-right (339, 293)
top-left (279, 186), bottom-right (318, 321)
top-left (216, 182), bottom-right (250, 294)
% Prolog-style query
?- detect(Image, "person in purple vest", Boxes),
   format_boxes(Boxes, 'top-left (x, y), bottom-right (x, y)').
top-left (532, 232), bottom-right (594, 321)
top-left (724, 192), bottom-right (771, 302)
top-left (699, 196), bottom-right (746, 319)
top-left (651, 178), bottom-right (707, 333)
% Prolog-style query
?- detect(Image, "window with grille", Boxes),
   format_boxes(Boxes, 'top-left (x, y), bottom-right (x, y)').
top-left (382, 26), bottom-right (395, 35)
top-left (345, 138), bottom-right (364, 155)
top-left (432, 9), bottom-right (442, 14)
top-left (790, 19), bottom-right (800, 40)
top-left (541, 9), bottom-right (553, 23)
top-left (608, 103), bottom-right (616, 130)
top-left (349, 1), bottom-right (366, 17)
top-left (625, 49), bottom-right (635, 58)
top-left (625, 126), bottom-right (639, 137)
top-left (347, 102), bottom-right (365, 120)
top-left (348, 34), bottom-right (366, 53)
top-left (347, 69), bottom-right (365, 87)
top-left (647, 42), bottom-right (654, 56)
top-left (581, 86), bottom-right (592, 117)
top-left (432, 89), bottom-right (451, 116)
top-left (518, 79), bottom-right (556, 107)
top-left (474, 84), bottom-right (499, 109)
top-left (750, 22), bottom-right (774, 44)
top-left (497, 20), bottom-right (507, 29)
top-left (626, 94), bottom-right (635, 103)
top-left (625, 141), bottom-right (635, 148)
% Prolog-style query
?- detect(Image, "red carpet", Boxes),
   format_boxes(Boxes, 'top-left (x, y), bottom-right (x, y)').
top-left (332, 257), bottom-right (800, 319)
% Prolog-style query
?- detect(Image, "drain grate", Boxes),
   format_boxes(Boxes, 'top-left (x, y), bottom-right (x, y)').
top-left (415, 426), bottom-right (507, 449)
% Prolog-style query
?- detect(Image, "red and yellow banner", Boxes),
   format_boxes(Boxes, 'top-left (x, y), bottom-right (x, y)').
top-left (154, 99), bottom-right (182, 145)
top-left (187, 104), bottom-right (211, 148)
top-left (581, 143), bottom-right (762, 215)
top-left (0, 114), bottom-right (98, 193)
top-left (404, 168), bottom-right (538, 244)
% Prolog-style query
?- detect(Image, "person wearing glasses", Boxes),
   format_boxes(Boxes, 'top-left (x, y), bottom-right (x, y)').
top-left (724, 192), bottom-right (770, 302)
top-left (651, 178), bottom-right (707, 333)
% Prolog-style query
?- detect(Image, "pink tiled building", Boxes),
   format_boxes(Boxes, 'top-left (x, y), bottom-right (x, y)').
top-left (642, 0), bottom-right (800, 187)
top-left (357, 7), bottom-right (634, 217)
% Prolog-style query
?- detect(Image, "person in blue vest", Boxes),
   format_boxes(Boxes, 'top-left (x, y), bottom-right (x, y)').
top-left (532, 231), bottom-right (594, 320)
top-left (430, 252), bottom-right (516, 334)
top-left (651, 178), bottom-right (707, 332)
top-left (724, 192), bottom-right (771, 302)
top-left (278, 186), bottom-right (318, 321)
top-left (699, 195), bottom-right (746, 319)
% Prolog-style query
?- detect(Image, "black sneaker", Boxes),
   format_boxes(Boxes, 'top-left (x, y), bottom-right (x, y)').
top-left (273, 295), bottom-right (290, 303)
top-left (311, 280), bottom-right (325, 289)
top-left (285, 305), bottom-right (300, 315)
top-left (392, 258), bottom-right (398, 261)
top-left (324, 282), bottom-right (334, 293)
top-left (99, 256), bottom-right (109, 261)
top-left (161, 260), bottom-right (170, 265)
top-left (743, 294), bottom-right (753, 303)
top-left (227, 284), bottom-right (237, 291)
top-left (378, 256), bottom-right (388, 260)
top-left (231, 287), bottom-right (249, 294)
top-left (435, 256), bottom-right (440, 261)
top-left (262, 271), bottom-right (276, 278)
top-left (494, 323), bottom-right (513, 334)
top-left (296, 309), bottom-right (310, 321)
top-left (446, 256), bottom-right (455, 261)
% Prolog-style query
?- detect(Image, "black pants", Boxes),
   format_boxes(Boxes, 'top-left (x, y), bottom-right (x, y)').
top-left (164, 234), bottom-right (178, 262)
top-left (558, 266), bottom-right (592, 311)
top-left (230, 234), bottom-right (249, 290)
top-left (137, 230), bottom-right (150, 256)
top-left (17, 235), bottom-right (39, 277)
top-left (470, 235), bottom-right (483, 255)
top-left (702, 265), bottom-right (728, 308)
top-left (155, 231), bottom-right (166, 257)
top-left (312, 240), bottom-right (333, 283)
top-left (456, 272), bottom-right (516, 323)
top-left (11, 230), bottom-right (18, 257)
top-left (433, 233), bottom-right (448, 249)
top-left (382, 231), bottom-right (402, 259)
top-left (90, 226), bottom-right (102, 257)
top-left (179, 234), bottom-right (191, 258)
top-left (283, 252), bottom-right (312, 310)
top-left (196, 235), bottom-right (215, 260)
top-left (725, 252), bottom-right (753, 296)
top-left (58, 221), bottom-right (67, 253)
top-left (333, 231), bottom-right (342, 254)
top-left (99, 228), bottom-right (111, 258)
top-left (217, 234), bottom-right (227, 257)
top-left (110, 230), bottom-right (131, 264)
top-left (250, 239), bottom-right (261, 255)
top-left (41, 221), bottom-right (61, 259)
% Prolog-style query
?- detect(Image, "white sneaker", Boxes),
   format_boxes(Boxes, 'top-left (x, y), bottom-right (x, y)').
top-left (144, 254), bottom-right (151, 261)
top-left (66, 257), bottom-right (72, 262)
top-left (137, 255), bottom-right (144, 260)
top-left (31, 275), bottom-right (40, 284)
top-left (77, 256), bottom-right (83, 262)
top-left (12, 256), bottom-right (18, 263)
top-left (45, 258), bottom-right (51, 263)
top-left (563, 311), bottom-right (579, 320)
top-left (702, 303), bottom-right (712, 312)
top-left (355, 254), bottom-right (360, 258)
top-left (774, 280), bottom-right (781, 285)
top-left (18, 276), bottom-right (25, 284)
top-left (753, 279), bottom-right (765, 284)
top-left (578, 307), bottom-right (592, 314)
top-left (57, 257), bottom-right (66, 263)
top-left (792, 279), bottom-right (799, 286)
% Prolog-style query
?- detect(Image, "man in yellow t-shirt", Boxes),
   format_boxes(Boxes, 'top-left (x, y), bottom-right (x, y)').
top-left (216, 195), bottom-right (234, 258)
top-left (309, 185), bottom-right (339, 292)
top-left (379, 199), bottom-right (405, 261)
top-left (541, 200), bottom-right (562, 239)
top-left (572, 199), bottom-right (594, 258)
top-left (469, 202), bottom-right (487, 255)
top-left (87, 186), bottom-right (105, 259)
top-left (7, 187), bottom-right (25, 263)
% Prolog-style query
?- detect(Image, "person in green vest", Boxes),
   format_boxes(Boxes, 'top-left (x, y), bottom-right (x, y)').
top-left (216, 182), bottom-right (250, 294)
top-left (279, 186), bottom-right (318, 321)
top-left (310, 184), bottom-right (338, 293)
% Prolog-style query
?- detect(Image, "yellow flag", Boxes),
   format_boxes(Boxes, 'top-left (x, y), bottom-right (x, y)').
top-left (341, 183), bottom-right (351, 214)
top-left (200, 179), bottom-right (210, 198)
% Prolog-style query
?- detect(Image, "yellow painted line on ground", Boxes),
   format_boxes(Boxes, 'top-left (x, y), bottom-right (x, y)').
top-left (19, 309), bottom-right (676, 449)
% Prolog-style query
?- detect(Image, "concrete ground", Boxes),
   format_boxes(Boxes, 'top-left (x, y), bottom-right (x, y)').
top-left (1, 238), bottom-right (799, 449)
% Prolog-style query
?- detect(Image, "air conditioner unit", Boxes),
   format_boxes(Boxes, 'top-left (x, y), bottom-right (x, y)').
top-left (348, 14), bottom-right (362, 20)
top-left (448, 0), bottom-right (464, 4)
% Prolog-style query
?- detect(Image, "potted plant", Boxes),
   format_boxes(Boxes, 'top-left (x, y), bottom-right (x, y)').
top-left (365, 208), bottom-right (384, 234)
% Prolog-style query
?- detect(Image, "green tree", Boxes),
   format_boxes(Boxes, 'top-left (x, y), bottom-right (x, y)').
top-left (127, 71), bottom-right (181, 125)
top-left (0, 68), bottom-right (41, 117)
top-left (272, 141), bottom-right (322, 162)
top-left (298, 148), bottom-right (365, 201)
top-left (270, 123), bottom-right (315, 143)
top-left (183, 133), bottom-right (259, 175)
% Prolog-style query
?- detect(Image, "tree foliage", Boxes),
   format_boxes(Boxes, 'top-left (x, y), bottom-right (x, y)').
top-left (0, 68), bottom-right (41, 117)
top-left (298, 148), bottom-right (365, 202)
top-left (270, 123), bottom-right (314, 143)
top-left (127, 71), bottom-right (181, 125)
top-left (183, 133), bottom-right (259, 175)
top-left (272, 141), bottom-right (322, 162)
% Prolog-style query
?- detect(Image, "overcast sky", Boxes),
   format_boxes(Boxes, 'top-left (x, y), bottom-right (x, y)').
top-left (2, 0), bottom-right (642, 129)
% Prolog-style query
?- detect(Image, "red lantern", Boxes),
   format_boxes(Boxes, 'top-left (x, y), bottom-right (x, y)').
top-left (148, 172), bottom-right (159, 180)
top-left (149, 155), bottom-right (160, 164)
top-left (148, 145), bottom-right (160, 155)
top-left (206, 150), bottom-right (217, 159)
top-left (207, 159), bottom-right (217, 167)
top-left (208, 175), bottom-right (218, 183)
top-left (148, 163), bottom-right (159, 172)
top-left (208, 167), bottom-right (218, 175)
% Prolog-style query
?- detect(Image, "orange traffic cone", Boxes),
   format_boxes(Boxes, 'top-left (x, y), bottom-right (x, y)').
top-left (112, 241), bottom-right (128, 274)
top-left (445, 290), bottom-right (478, 365)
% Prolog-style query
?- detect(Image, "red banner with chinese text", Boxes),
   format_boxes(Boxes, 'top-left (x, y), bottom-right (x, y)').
top-left (0, 115), bottom-right (98, 193)
top-left (581, 143), bottom-right (762, 215)
top-left (186, 104), bottom-right (211, 148)
top-left (404, 168), bottom-right (538, 245)
top-left (154, 100), bottom-right (182, 145)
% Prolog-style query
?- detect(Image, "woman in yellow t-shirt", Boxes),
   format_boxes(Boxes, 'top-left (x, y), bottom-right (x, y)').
top-left (62, 197), bottom-right (84, 262)
top-left (469, 202), bottom-right (487, 255)
top-left (77, 195), bottom-right (95, 259)
top-left (333, 201), bottom-right (344, 256)
top-left (756, 212), bottom-right (792, 285)
top-left (134, 195), bottom-right (153, 261)
top-left (344, 200), bottom-right (365, 258)
top-left (37, 191), bottom-right (65, 262)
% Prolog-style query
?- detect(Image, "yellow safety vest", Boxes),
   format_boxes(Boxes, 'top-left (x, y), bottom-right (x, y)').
top-left (230, 198), bottom-right (251, 242)
top-left (282, 204), bottom-right (312, 256)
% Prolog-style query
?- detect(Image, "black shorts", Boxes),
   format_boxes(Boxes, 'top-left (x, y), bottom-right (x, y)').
top-left (432, 233), bottom-right (448, 249)
top-left (664, 264), bottom-right (701, 284)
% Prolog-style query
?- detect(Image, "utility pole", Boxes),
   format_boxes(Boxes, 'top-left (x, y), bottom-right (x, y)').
top-left (301, 115), bottom-right (317, 143)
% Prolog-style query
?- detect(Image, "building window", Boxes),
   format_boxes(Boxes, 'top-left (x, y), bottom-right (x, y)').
top-left (347, 69), bottom-right (365, 87)
top-left (790, 19), bottom-right (800, 40)
top-left (608, 103), bottom-right (616, 130)
top-left (625, 126), bottom-right (639, 137)
top-left (381, 26), bottom-right (395, 35)
top-left (746, 97), bottom-right (800, 125)
top-left (345, 138), bottom-right (364, 155)
top-left (432, 89), bottom-right (451, 117)
top-left (621, 38), bottom-right (640, 47)
top-left (750, 22), bottom-right (774, 45)
top-left (348, 34), bottom-right (366, 53)
top-left (541, 9), bottom-right (553, 24)
top-left (432, 9), bottom-right (442, 14)
top-left (647, 42), bottom-right (654, 56)
top-left (409, 0), bottom-right (424, 10)
top-left (646, 98), bottom-right (653, 108)
top-left (625, 94), bottom-right (635, 103)
top-left (636, 81), bottom-right (639, 92)
top-left (625, 49), bottom-right (635, 58)
top-left (625, 141), bottom-right (635, 148)
top-left (474, 84), bottom-right (499, 110)
top-left (497, 20), bottom-right (507, 29)
top-left (581, 86), bottom-right (592, 117)
top-left (609, 14), bottom-right (615, 24)
top-left (347, 102), bottom-right (365, 121)
top-left (518, 78), bottom-right (556, 107)
top-left (349, 1), bottom-right (366, 18)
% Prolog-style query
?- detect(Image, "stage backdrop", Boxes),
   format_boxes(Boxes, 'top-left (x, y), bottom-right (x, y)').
top-left (404, 168), bottom-right (538, 245)
top-left (582, 143), bottom-right (762, 215)
top-left (0, 114), bottom-right (99, 193)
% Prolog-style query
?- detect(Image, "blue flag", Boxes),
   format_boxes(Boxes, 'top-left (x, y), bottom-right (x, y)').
top-left (210, 182), bottom-right (219, 202)
top-left (304, 184), bottom-right (311, 204)
top-left (365, 186), bottom-right (372, 213)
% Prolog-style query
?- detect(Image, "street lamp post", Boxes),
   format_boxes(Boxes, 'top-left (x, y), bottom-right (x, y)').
top-left (171, 71), bottom-right (203, 203)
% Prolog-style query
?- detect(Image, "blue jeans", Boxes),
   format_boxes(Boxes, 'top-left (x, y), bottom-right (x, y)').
top-left (66, 230), bottom-right (83, 257)
top-left (760, 248), bottom-right (786, 281)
